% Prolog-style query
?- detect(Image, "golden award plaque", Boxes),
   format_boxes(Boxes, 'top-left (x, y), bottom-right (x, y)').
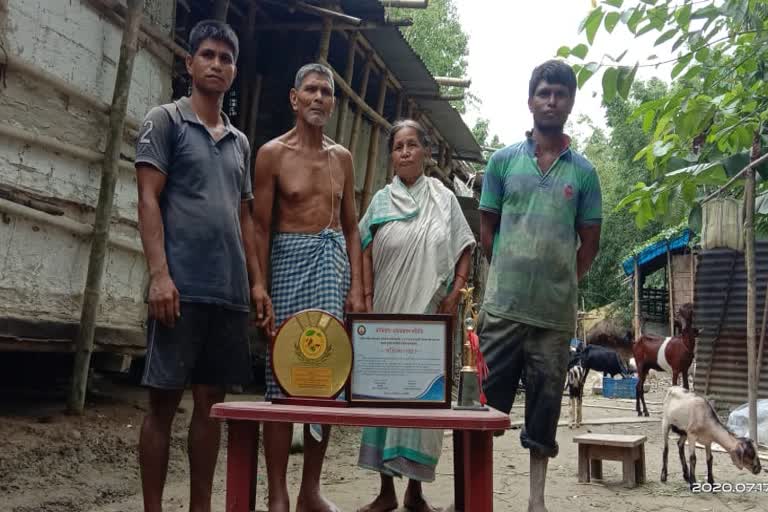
top-left (271, 309), bottom-right (352, 405)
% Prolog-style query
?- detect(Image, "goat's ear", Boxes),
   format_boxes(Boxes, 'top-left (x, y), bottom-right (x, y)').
top-left (731, 445), bottom-right (746, 469)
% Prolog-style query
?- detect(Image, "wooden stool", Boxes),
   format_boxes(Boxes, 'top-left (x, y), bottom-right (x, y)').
top-left (573, 433), bottom-right (647, 487)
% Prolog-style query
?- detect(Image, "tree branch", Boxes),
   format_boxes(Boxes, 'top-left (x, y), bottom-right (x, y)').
top-left (700, 151), bottom-right (768, 204)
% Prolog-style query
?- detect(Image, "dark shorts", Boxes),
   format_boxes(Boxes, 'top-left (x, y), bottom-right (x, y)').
top-left (477, 310), bottom-right (570, 458)
top-left (142, 303), bottom-right (252, 389)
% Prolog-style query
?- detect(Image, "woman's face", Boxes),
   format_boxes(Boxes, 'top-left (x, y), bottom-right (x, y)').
top-left (391, 127), bottom-right (428, 182)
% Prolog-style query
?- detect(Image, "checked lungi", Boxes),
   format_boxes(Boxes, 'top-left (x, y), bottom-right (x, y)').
top-left (265, 228), bottom-right (351, 401)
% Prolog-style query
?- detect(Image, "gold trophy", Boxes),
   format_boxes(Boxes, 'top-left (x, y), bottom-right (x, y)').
top-left (454, 287), bottom-right (488, 410)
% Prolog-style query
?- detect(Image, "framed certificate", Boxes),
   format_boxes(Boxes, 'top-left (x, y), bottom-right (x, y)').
top-left (346, 313), bottom-right (453, 408)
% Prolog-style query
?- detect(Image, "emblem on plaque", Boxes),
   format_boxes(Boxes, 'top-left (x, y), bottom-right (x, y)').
top-left (272, 309), bottom-right (352, 402)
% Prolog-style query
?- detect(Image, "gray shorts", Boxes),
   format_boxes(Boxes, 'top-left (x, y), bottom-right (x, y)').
top-left (477, 310), bottom-right (570, 458)
top-left (142, 303), bottom-right (252, 389)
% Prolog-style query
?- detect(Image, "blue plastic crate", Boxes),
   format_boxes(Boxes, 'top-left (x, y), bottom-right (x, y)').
top-left (602, 376), bottom-right (638, 399)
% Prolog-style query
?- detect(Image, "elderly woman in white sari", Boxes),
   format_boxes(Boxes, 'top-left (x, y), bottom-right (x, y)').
top-left (356, 120), bottom-right (475, 512)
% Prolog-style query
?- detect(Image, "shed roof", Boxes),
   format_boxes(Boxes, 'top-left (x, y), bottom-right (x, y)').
top-left (341, 1), bottom-right (484, 163)
top-left (621, 229), bottom-right (692, 276)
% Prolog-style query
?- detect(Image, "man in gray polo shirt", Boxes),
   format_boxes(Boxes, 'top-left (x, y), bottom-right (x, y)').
top-left (134, 20), bottom-right (270, 512)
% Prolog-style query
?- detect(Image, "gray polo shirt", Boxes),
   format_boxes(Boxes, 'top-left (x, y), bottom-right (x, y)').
top-left (135, 96), bottom-right (253, 311)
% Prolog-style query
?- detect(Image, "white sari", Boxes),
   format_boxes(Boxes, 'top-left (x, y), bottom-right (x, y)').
top-left (357, 175), bottom-right (475, 481)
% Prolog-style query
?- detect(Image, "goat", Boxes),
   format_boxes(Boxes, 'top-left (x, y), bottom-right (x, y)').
top-left (661, 386), bottom-right (761, 486)
top-left (634, 303), bottom-right (696, 417)
top-left (566, 345), bottom-right (630, 428)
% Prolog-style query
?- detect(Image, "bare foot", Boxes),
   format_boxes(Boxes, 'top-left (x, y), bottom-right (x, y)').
top-left (356, 494), bottom-right (399, 512)
top-left (403, 495), bottom-right (441, 512)
top-left (296, 492), bottom-right (340, 512)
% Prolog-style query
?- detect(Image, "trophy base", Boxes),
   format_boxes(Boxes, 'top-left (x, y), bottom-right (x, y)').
top-left (452, 404), bottom-right (488, 411)
top-left (454, 370), bottom-right (488, 411)
top-left (271, 397), bottom-right (349, 408)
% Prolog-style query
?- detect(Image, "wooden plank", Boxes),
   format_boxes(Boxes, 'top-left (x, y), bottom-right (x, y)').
top-left (573, 433), bottom-right (647, 447)
top-left (211, 402), bottom-right (511, 431)
top-left (510, 416), bottom-right (660, 428)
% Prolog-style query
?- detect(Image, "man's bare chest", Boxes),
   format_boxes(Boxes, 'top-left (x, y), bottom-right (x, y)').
top-left (276, 156), bottom-right (344, 203)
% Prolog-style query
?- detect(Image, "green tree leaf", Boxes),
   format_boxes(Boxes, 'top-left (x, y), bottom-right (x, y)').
top-left (617, 63), bottom-right (638, 99)
top-left (602, 67), bottom-right (619, 102)
top-left (655, 29), bottom-right (677, 46)
top-left (671, 53), bottom-right (693, 79)
top-left (604, 12), bottom-right (621, 33)
top-left (583, 7), bottom-right (605, 45)
top-left (578, 62), bottom-right (600, 88)
top-left (570, 44), bottom-right (589, 59)
top-left (557, 45), bottom-right (571, 58)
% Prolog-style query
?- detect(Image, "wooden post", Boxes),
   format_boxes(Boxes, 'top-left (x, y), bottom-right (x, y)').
top-left (239, 2), bottom-right (258, 133)
top-left (335, 32), bottom-right (358, 144)
top-left (245, 75), bottom-right (263, 150)
top-left (757, 277), bottom-right (768, 381)
top-left (212, 0), bottom-right (229, 20)
top-left (667, 247), bottom-right (675, 336)
top-left (316, 17), bottom-right (333, 61)
top-left (68, 0), bottom-right (144, 414)
top-left (746, 138), bottom-right (759, 442)
top-left (360, 77), bottom-right (388, 211)
top-left (348, 57), bottom-right (373, 156)
top-left (634, 260), bottom-right (641, 339)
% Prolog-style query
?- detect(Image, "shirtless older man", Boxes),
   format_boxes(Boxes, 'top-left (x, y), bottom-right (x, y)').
top-left (252, 63), bottom-right (365, 512)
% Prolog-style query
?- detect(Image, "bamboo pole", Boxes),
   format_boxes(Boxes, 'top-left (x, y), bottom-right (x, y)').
top-left (316, 17), bottom-right (333, 61)
top-left (746, 167), bottom-right (758, 441)
top-left (245, 74), bottom-right (263, 150)
top-left (86, 0), bottom-right (187, 60)
top-left (746, 136), bottom-right (761, 442)
top-left (324, 62), bottom-right (390, 130)
top-left (386, 92), bottom-right (404, 182)
top-left (360, 78), bottom-right (388, 211)
top-left (335, 32), bottom-right (358, 145)
top-left (757, 276), bottom-right (768, 381)
top-left (634, 259), bottom-right (641, 338)
top-left (68, 0), bottom-right (144, 415)
top-left (668, 247), bottom-right (675, 336)
top-left (434, 76), bottom-right (471, 88)
top-left (381, 0), bottom-right (429, 8)
top-left (347, 58), bottom-right (373, 156)
top-left (239, 1), bottom-right (258, 133)
top-left (252, 20), bottom-right (413, 31)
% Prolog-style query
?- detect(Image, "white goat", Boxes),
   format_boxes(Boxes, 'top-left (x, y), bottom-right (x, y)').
top-left (661, 386), bottom-right (762, 486)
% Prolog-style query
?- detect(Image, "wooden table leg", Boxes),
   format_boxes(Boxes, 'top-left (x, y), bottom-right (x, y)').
top-left (226, 420), bottom-right (259, 512)
top-left (453, 429), bottom-right (465, 512)
top-left (577, 445), bottom-right (590, 483)
top-left (463, 431), bottom-right (493, 512)
top-left (250, 424), bottom-right (260, 511)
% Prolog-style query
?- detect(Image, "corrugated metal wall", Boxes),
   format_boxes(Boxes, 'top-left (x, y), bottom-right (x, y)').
top-left (694, 242), bottom-right (768, 409)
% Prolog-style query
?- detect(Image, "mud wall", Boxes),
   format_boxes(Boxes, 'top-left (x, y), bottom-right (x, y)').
top-left (0, 0), bottom-right (174, 345)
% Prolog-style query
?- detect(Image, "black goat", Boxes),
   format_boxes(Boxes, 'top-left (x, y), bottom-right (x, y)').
top-left (567, 345), bottom-right (630, 428)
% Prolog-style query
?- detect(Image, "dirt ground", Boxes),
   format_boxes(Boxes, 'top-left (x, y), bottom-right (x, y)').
top-left (2, 370), bottom-right (768, 512)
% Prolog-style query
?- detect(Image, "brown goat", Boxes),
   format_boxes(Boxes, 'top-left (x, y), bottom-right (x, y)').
top-left (633, 303), bottom-right (696, 416)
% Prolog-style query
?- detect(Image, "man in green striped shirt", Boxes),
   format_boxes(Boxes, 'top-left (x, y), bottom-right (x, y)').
top-left (478, 60), bottom-right (602, 512)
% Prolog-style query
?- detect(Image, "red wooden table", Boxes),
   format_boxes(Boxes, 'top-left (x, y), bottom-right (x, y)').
top-left (211, 402), bottom-right (510, 512)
